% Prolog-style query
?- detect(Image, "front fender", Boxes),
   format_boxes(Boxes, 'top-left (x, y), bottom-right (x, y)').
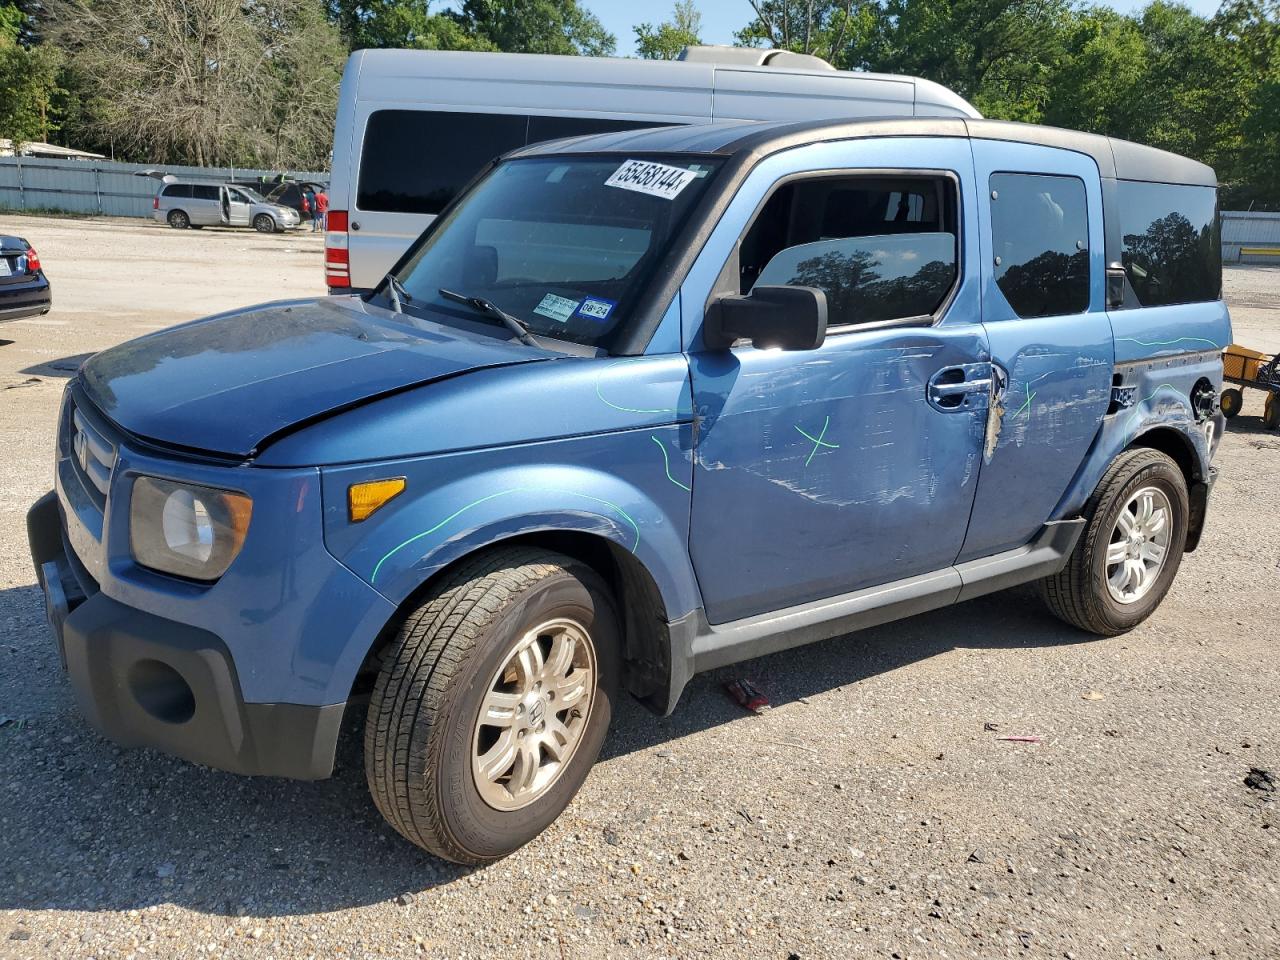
top-left (321, 427), bottom-right (701, 621)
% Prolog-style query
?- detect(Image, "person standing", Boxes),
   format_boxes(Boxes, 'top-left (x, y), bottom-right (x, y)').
top-left (313, 187), bottom-right (329, 233)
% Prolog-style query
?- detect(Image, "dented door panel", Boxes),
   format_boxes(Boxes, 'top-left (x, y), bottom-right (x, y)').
top-left (681, 137), bottom-right (990, 625)
top-left (958, 140), bottom-right (1114, 562)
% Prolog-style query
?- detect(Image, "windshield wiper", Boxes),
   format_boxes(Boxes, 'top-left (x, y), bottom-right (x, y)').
top-left (381, 273), bottom-right (412, 314)
top-left (438, 288), bottom-right (538, 347)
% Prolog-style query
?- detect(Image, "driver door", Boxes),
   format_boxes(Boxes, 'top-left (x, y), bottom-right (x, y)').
top-left (684, 137), bottom-right (991, 624)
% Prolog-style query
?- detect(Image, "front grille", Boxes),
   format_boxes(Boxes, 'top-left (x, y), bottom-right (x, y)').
top-left (69, 401), bottom-right (118, 510)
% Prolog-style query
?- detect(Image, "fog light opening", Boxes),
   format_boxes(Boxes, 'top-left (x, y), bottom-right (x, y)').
top-left (129, 659), bottom-right (196, 724)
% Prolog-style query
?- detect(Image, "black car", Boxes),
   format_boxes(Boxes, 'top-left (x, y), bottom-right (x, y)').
top-left (0, 235), bottom-right (51, 324)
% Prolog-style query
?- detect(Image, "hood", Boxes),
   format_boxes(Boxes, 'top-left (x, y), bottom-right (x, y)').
top-left (80, 297), bottom-right (557, 458)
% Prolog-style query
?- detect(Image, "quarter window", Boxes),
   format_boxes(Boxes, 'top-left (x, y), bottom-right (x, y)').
top-left (357, 110), bottom-right (671, 216)
top-left (989, 173), bottom-right (1089, 318)
top-left (161, 183), bottom-right (192, 199)
top-left (736, 175), bottom-right (959, 328)
top-left (1118, 180), bottom-right (1220, 307)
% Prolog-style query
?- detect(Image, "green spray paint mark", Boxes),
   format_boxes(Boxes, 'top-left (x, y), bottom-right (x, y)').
top-left (1115, 336), bottom-right (1222, 350)
top-left (1011, 383), bottom-right (1036, 419)
top-left (595, 357), bottom-right (678, 415)
top-left (650, 435), bottom-right (691, 492)
top-left (795, 416), bottom-right (839, 467)
top-left (370, 487), bottom-right (641, 583)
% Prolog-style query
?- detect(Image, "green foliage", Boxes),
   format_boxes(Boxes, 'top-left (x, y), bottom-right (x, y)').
top-left (739, 0), bottom-right (1280, 205)
top-left (635, 0), bottom-right (703, 60)
top-left (0, 12), bottom-right (60, 143)
top-left (455, 0), bottom-right (615, 56)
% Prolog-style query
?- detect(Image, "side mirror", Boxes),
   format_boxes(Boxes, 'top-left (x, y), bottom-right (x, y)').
top-left (703, 285), bottom-right (827, 351)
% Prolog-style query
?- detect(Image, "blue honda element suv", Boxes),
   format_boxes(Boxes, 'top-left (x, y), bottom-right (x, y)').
top-left (29, 118), bottom-right (1228, 863)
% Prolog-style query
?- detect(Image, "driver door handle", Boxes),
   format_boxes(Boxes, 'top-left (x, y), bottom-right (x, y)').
top-left (928, 363), bottom-right (993, 411)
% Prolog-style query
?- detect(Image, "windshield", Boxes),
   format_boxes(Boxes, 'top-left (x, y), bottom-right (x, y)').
top-left (237, 186), bottom-right (266, 202)
top-left (388, 155), bottom-right (722, 350)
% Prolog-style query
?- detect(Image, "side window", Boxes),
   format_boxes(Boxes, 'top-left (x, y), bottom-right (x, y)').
top-left (358, 111), bottom-right (529, 215)
top-left (191, 184), bottom-right (219, 201)
top-left (1118, 180), bottom-right (1220, 307)
top-left (357, 110), bottom-right (676, 216)
top-left (737, 175), bottom-right (959, 327)
top-left (989, 173), bottom-right (1089, 318)
top-left (161, 184), bottom-right (192, 199)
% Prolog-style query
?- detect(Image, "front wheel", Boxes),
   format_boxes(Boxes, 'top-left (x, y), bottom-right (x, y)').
top-left (1040, 448), bottom-right (1188, 635)
top-left (364, 548), bottom-right (619, 864)
top-left (253, 214), bottom-right (277, 234)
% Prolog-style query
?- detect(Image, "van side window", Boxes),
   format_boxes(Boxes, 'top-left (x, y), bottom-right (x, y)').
top-left (357, 110), bottom-right (669, 216)
top-left (737, 175), bottom-right (959, 328)
top-left (1118, 180), bottom-right (1220, 306)
top-left (989, 173), bottom-right (1089, 318)
top-left (191, 184), bottom-right (219, 201)
top-left (161, 184), bottom-right (192, 199)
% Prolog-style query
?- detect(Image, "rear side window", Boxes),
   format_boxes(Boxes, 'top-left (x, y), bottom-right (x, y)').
top-left (737, 175), bottom-right (959, 327)
top-left (990, 173), bottom-right (1090, 318)
top-left (191, 184), bottom-right (219, 201)
top-left (1119, 180), bottom-right (1220, 306)
top-left (161, 184), bottom-right (192, 198)
top-left (356, 110), bottom-right (670, 216)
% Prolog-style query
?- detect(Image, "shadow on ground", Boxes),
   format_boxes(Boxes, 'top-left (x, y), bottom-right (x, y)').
top-left (0, 580), bottom-right (1090, 917)
top-left (19, 353), bottom-right (94, 378)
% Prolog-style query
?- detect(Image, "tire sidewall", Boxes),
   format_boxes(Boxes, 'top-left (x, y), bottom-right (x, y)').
top-left (254, 215), bottom-right (275, 233)
top-left (433, 565), bottom-right (619, 861)
top-left (1087, 457), bottom-right (1188, 631)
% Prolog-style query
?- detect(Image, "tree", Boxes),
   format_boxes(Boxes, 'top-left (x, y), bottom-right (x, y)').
top-left (0, 4), bottom-right (59, 144)
top-left (735, 0), bottom-right (864, 64)
top-left (328, 0), bottom-right (494, 51)
top-left (46, 0), bottom-right (343, 167)
top-left (454, 0), bottom-right (615, 56)
top-left (635, 0), bottom-right (702, 60)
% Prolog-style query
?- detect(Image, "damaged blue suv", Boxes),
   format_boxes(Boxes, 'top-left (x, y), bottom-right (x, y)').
top-left (29, 118), bottom-right (1228, 863)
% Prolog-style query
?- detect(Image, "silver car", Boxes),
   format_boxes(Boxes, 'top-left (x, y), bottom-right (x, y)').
top-left (153, 180), bottom-right (301, 233)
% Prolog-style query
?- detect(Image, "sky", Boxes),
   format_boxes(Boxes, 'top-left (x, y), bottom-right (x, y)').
top-left (590, 0), bottom-right (1226, 57)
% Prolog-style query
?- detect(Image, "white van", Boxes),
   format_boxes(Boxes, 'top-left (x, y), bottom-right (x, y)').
top-left (325, 46), bottom-right (981, 291)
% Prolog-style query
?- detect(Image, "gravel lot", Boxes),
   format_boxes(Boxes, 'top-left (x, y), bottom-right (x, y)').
top-left (1, 214), bottom-right (1277, 960)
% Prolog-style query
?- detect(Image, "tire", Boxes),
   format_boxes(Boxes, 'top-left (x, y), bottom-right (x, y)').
top-left (1264, 392), bottom-right (1280, 430)
top-left (167, 209), bottom-right (190, 229)
top-left (253, 214), bottom-right (277, 234)
top-left (365, 547), bottom-right (619, 864)
top-left (1039, 448), bottom-right (1188, 636)
top-left (1220, 388), bottom-right (1243, 419)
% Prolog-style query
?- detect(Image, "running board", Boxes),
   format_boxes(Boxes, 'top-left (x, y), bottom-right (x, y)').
top-left (657, 518), bottom-right (1085, 714)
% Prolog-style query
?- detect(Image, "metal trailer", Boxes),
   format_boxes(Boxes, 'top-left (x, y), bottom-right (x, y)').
top-left (1221, 345), bottom-right (1280, 429)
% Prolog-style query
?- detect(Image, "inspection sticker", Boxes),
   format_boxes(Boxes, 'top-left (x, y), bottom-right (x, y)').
top-left (533, 293), bottom-right (580, 323)
top-left (576, 297), bottom-right (617, 322)
top-left (605, 159), bottom-right (698, 200)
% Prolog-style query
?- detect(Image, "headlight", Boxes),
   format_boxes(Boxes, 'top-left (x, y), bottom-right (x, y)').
top-left (130, 477), bottom-right (252, 581)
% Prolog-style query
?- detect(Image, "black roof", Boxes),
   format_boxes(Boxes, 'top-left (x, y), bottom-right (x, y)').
top-left (512, 116), bottom-right (1216, 187)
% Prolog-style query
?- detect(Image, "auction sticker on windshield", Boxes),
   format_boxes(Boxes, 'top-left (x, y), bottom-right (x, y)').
top-left (533, 293), bottom-right (580, 323)
top-left (605, 160), bottom-right (698, 200)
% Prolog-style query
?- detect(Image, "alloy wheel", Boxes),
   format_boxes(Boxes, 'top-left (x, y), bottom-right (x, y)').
top-left (471, 618), bottom-right (596, 811)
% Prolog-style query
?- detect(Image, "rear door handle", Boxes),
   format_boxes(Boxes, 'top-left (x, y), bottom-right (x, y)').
top-left (928, 363), bottom-right (992, 411)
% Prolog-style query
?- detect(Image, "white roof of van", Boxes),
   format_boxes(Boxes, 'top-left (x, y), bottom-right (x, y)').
top-left (347, 48), bottom-right (981, 120)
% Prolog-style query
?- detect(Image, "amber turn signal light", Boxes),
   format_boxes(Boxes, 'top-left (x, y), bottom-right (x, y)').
top-left (348, 477), bottom-right (406, 522)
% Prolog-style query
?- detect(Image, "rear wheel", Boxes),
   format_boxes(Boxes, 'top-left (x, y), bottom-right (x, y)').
top-left (253, 214), bottom-right (277, 234)
top-left (1264, 392), bottom-right (1280, 430)
top-left (1220, 387), bottom-right (1243, 419)
top-left (166, 209), bottom-right (190, 229)
top-left (364, 548), bottom-right (618, 864)
top-left (1040, 448), bottom-right (1188, 635)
